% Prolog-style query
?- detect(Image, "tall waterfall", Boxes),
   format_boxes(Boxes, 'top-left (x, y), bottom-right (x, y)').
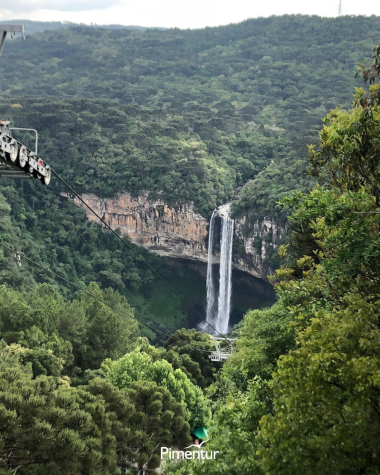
top-left (206, 210), bottom-right (217, 325)
top-left (205, 203), bottom-right (234, 334)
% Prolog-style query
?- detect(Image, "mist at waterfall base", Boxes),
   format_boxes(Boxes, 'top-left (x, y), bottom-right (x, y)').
top-left (164, 258), bottom-right (275, 333)
top-left (155, 206), bottom-right (275, 337)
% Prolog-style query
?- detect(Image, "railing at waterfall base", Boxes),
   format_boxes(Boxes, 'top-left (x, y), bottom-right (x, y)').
top-left (209, 337), bottom-right (236, 362)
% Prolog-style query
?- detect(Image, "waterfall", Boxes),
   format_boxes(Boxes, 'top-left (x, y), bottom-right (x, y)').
top-left (206, 210), bottom-right (217, 326)
top-left (216, 204), bottom-right (234, 334)
top-left (205, 203), bottom-right (234, 334)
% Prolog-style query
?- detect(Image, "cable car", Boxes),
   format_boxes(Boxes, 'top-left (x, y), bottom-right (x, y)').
top-left (209, 337), bottom-right (236, 362)
top-left (0, 121), bottom-right (51, 185)
top-left (0, 25), bottom-right (52, 185)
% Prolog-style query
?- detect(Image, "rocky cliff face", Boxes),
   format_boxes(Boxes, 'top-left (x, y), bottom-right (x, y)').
top-left (66, 192), bottom-right (285, 282)
top-left (234, 216), bottom-right (286, 280)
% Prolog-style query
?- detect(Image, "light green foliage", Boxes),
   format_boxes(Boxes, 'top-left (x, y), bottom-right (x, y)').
top-left (258, 80), bottom-right (380, 472)
top-left (260, 294), bottom-right (380, 475)
top-left (0, 339), bottom-right (32, 375)
top-left (309, 100), bottom-right (380, 204)
top-left (222, 301), bottom-right (295, 388)
top-left (256, 191), bottom-right (380, 474)
top-left (105, 348), bottom-right (211, 428)
top-left (309, 43), bottom-right (380, 205)
top-left (19, 326), bottom-right (73, 377)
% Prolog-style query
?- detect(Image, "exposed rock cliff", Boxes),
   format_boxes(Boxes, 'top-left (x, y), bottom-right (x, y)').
top-left (234, 216), bottom-right (286, 280)
top-left (66, 192), bottom-right (285, 282)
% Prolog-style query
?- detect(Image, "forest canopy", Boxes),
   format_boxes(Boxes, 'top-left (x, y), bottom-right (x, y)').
top-left (1, 16), bottom-right (380, 475)
top-left (1, 15), bottom-right (379, 219)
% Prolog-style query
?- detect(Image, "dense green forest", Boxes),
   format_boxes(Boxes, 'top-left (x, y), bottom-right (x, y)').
top-left (1, 15), bottom-right (379, 219)
top-left (0, 174), bottom-right (227, 341)
top-left (1, 17), bottom-right (380, 474)
top-left (163, 44), bottom-right (380, 475)
top-left (1, 41), bottom-right (380, 475)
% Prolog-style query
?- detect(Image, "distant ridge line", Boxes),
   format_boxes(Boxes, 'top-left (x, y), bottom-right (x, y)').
top-left (0, 20), bottom-right (166, 35)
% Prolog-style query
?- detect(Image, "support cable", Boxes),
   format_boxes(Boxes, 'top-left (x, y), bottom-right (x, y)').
top-left (0, 241), bottom-right (199, 347)
top-left (40, 186), bottom-right (212, 353)
top-left (51, 168), bottom-right (226, 339)
top-left (42, 186), bottom-right (177, 338)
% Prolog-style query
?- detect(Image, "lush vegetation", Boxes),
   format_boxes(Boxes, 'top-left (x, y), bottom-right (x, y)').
top-left (0, 341), bottom-right (192, 474)
top-left (1, 17), bottom-right (380, 475)
top-left (0, 178), bottom-right (193, 342)
top-left (0, 281), bottom-right (213, 473)
top-left (1, 15), bottom-right (379, 220)
top-left (163, 45), bottom-right (380, 475)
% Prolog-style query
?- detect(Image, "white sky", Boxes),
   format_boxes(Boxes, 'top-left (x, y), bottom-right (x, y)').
top-left (0, 0), bottom-right (379, 29)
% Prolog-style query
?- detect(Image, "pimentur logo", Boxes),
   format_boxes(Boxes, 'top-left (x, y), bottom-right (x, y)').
top-left (184, 438), bottom-right (210, 449)
top-left (161, 439), bottom-right (219, 460)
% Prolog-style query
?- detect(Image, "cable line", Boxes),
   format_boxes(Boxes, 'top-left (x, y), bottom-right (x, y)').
top-left (40, 186), bottom-right (212, 353)
top-left (0, 241), bottom-right (191, 346)
top-left (51, 168), bottom-right (226, 339)
top-left (42, 186), bottom-right (177, 339)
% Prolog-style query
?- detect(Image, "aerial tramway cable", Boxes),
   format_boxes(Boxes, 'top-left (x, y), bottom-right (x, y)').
top-left (51, 168), bottom-right (227, 339)
top-left (0, 241), bottom-right (211, 351)
top-left (42, 186), bottom-right (177, 338)
top-left (40, 185), bottom-right (213, 353)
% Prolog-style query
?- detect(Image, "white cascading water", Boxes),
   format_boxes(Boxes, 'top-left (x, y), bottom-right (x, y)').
top-left (205, 203), bottom-right (234, 334)
top-left (216, 204), bottom-right (234, 334)
top-left (206, 210), bottom-right (217, 326)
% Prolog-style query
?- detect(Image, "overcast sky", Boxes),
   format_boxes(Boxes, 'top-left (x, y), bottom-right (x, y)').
top-left (0, 0), bottom-right (380, 29)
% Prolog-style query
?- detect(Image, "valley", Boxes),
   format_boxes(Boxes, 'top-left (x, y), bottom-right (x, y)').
top-left (1, 15), bottom-right (380, 475)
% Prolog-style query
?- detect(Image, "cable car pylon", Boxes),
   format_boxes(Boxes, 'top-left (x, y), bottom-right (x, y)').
top-left (0, 26), bottom-right (52, 185)
top-left (209, 337), bottom-right (236, 361)
top-left (0, 120), bottom-right (51, 184)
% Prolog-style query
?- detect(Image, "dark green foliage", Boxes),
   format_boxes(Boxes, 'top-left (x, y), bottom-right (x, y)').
top-left (2, 15), bottom-right (378, 221)
top-left (84, 377), bottom-right (190, 474)
top-left (0, 344), bottom-right (191, 475)
top-left (164, 328), bottom-right (217, 388)
top-left (0, 96), bottom-right (261, 217)
top-left (0, 178), bottom-right (192, 341)
top-left (232, 153), bottom-right (314, 222)
top-left (0, 358), bottom-right (119, 475)
top-left (124, 381), bottom-right (191, 474)
top-left (0, 283), bottom-right (139, 379)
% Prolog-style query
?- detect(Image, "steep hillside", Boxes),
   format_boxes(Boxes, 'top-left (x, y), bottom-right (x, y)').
top-left (1, 15), bottom-right (379, 220)
top-left (0, 16), bottom-right (379, 334)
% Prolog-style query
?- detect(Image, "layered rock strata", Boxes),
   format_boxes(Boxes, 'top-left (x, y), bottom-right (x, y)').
top-left (65, 192), bottom-right (285, 282)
